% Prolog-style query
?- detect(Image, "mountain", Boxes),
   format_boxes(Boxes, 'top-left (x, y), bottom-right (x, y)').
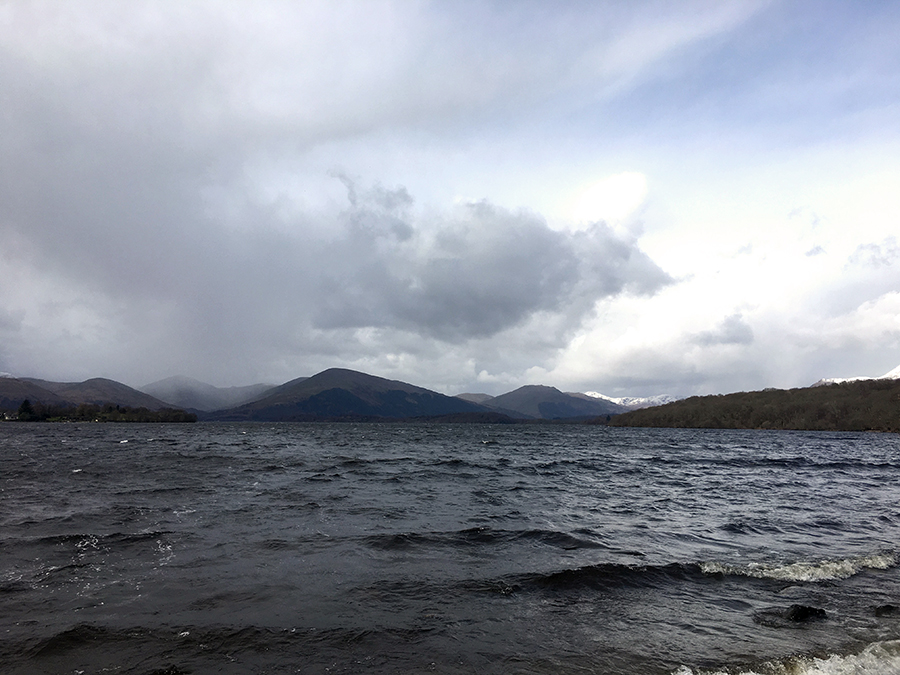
top-left (609, 378), bottom-right (900, 432)
top-left (209, 368), bottom-right (490, 421)
top-left (577, 391), bottom-right (680, 410)
top-left (485, 385), bottom-right (626, 419)
top-left (0, 377), bottom-right (71, 410)
top-left (22, 378), bottom-right (171, 409)
top-left (140, 376), bottom-right (277, 412)
top-left (812, 363), bottom-right (900, 386)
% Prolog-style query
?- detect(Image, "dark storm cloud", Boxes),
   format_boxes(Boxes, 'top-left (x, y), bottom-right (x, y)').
top-left (309, 183), bottom-right (672, 341)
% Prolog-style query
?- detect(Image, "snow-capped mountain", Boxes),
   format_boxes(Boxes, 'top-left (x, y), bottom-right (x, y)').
top-left (813, 364), bottom-right (900, 386)
top-left (579, 391), bottom-right (680, 410)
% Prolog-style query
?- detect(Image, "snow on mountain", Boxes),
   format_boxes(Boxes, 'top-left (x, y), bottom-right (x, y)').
top-left (882, 364), bottom-right (900, 379)
top-left (812, 363), bottom-right (900, 386)
top-left (581, 391), bottom-right (680, 410)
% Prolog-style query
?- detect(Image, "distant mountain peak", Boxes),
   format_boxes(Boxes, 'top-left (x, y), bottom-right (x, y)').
top-left (581, 391), bottom-right (680, 410)
top-left (209, 367), bottom-right (486, 421)
top-left (487, 384), bottom-right (625, 419)
top-left (812, 363), bottom-right (900, 387)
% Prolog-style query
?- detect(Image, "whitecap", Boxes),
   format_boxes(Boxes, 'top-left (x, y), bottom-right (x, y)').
top-left (700, 551), bottom-right (897, 582)
top-left (673, 638), bottom-right (900, 674)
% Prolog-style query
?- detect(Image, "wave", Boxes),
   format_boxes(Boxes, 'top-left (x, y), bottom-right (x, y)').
top-left (362, 526), bottom-right (609, 552)
top-left (10, 530), bottom-right (173, 550)
top-left (9, 622), bottom-right (438, 666)
top-left (481, 549), bottom-right (898, 595)
top-left (673, 638), bottom-right (900, 675)
top-left (700, 550), bottom-right (898, 582)
top-left (718, 520), bottom-right (786, 535)
top-left (500, 561), bottom-right (705, 594)
top-left (644, 454), bottom-right (898, 472)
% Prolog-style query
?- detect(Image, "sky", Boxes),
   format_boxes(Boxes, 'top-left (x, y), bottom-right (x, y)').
top-left (2, 0), bottom-right (900, 397)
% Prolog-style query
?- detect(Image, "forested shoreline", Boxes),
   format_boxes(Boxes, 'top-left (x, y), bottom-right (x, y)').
top-left (3, 400), bottom-right (197, 423)
top-left (609, 379), bottom-right (900, 432)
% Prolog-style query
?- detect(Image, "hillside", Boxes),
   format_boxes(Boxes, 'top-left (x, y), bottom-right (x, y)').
top-left (487, 385), bottom-right (626, 419)
top-left (609, 379), bottom-right (900, 432)
top-left (23, 378), bottom-right (171, 410)
top-left (1, 375), bottom-right (195, 422)
top-left (0, 377), bottom-right (71, 410)
top-left (209, 368), bottom-right (489, 421)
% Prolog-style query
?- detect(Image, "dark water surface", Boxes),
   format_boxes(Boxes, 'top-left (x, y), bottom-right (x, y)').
top-left (2, 423), bottom-right (900, 674)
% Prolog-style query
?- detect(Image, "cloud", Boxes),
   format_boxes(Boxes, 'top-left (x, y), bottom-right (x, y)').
top-left (2, 0), bottom-right (691, 386)
top-left (0, 85), bottom-right (673, 382)
top-left (308, 183), bottom-right (671, 340)
top-left (693, 314), bottom-right (755, 346)
top-left (848, 237), bottom-right (900, 268)
top-left (3, 0), bottom-right (900, 398)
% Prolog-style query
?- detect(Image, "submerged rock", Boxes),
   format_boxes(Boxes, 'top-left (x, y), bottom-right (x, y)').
top-left (753, 604), bottom-right (827, 628)
top-left (785, 604), bottom-right (827, 622)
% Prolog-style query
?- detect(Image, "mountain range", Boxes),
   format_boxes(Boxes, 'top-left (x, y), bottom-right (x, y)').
top-left (0, 369), bottom-right (650, 421)
top-left (579, 391), bottom-right (681, 410)
top-left (4, 364), bottom-right (900, 428)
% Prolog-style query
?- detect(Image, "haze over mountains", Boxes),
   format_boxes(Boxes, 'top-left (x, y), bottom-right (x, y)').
top-left (141, 376), bottom-right (276, 413)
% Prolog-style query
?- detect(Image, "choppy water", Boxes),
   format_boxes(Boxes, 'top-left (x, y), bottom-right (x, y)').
top-left (2, 422), bottom-right (900, 674)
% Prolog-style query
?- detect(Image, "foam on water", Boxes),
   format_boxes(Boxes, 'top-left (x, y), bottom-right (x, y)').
top-left (674, 639), bottom-right (900, 675)
top-left (700, 551), bottom-right (898, 582)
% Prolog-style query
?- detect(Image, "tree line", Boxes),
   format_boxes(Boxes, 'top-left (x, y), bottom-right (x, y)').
top-left (608, 379), bottom-right (900, 432)
top-left (7, 399), bottom-right (197, 423)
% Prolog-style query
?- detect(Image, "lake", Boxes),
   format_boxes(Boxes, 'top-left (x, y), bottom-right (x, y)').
top-left (2, 422), bottom-right (899, 674)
